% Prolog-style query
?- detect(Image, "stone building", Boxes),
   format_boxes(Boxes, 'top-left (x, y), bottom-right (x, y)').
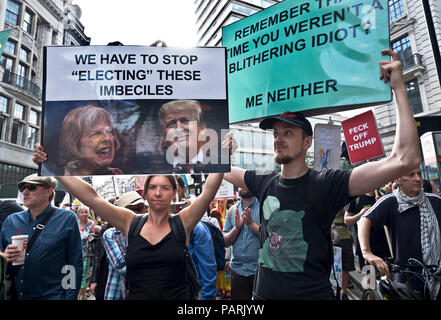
top-left (0, 0), bottom-right (89, 197)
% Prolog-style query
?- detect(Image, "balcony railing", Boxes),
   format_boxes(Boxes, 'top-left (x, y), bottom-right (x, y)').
top-left (2, 70), bottom-right (42, 101)
top-left (402, 53), bottom-right (424, 72)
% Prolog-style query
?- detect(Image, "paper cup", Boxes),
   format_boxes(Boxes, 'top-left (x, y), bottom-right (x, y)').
top-left (11, 235), bottom-right (28, 265)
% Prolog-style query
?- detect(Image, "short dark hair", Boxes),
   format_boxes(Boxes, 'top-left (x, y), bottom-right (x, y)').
top-left (142, 175), bottom-right (177, 199)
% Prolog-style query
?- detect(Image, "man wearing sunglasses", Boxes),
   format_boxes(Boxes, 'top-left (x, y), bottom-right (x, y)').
top-left (0, 174), bottom-right (83, 300)
top-left (101, 191), bottom-right (146, 300)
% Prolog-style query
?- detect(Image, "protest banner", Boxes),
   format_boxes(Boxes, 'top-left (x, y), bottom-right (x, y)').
top-left (421, 132), bottom-right (438, 166)
top-left (330, 246), bottom-right (342, 288)
top-left (313, 123), bottom-right (341, 171)
top-left (341, 110), bottom-right (384, 164)
top-left (0, 29), bottom-right (12, 56)
top-left (222, 0), bottom-right (391, 123)
top-left (215, 179), bottom-right (235, 199)
top-left (41, 45), bottom-right (229, 176)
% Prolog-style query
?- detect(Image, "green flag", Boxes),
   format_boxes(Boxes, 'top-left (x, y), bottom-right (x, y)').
top-left (0, 29), bottom-right (12, 56)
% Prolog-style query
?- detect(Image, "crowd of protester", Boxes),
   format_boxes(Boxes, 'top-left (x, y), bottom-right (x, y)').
top-left (1, 50), bottom-right (440, 300)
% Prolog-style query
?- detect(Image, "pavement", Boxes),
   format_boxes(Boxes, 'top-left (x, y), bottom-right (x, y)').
top-left (346, 259), bottom-right (370, 300)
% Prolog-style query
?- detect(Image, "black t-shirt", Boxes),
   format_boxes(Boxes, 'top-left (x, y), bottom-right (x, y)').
top-left (244, 168), bottom-right (352, 300)
top-left (347, 195), bottom-right (390, 258)
top-left (364, 193), bottom-right (441, 292)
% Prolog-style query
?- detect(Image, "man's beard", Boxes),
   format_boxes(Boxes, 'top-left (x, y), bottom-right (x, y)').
top-left (274, 153), bottom-right (294, 165)
top-left (239, 190), bottom-right (253, 198)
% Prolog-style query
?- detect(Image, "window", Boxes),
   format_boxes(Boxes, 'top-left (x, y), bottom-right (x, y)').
top-left (1, 56), bottom-right (14, 72)
top-left (261, 0), bottom-right (275, 8)
top-left (232, 3), bottom-right (258, 16)
top-left (17, 64), bottom-right (28, 88)
top-left (392, 36), bottom-right (412, 62)
top-left (243, 152), bottom-right (253, 168)
top-left (0, 115), bottom-right (8, 141)
top-left (225, 15), bottom-right (240, 26)
top-left (0, 96), bottom-right (9, 113)
top-left (4, 40), bottom-right (16, 55)
top-left (253, 131), bottom-right (263, 149)
top-left (406, 79), bottom-right (423, 114)
top-left (0, 162), bottom-right (36, 198)
top-left (389, 0), bottom-right (405, 22)
top-left (265, 133), bottom-right (273, 150)
top-left (29, 109), bottom-right (38, 126)
top-left (23, 10), bottom-right (34, 34)
top-left (14, 103), bottom-right (25, 120)
top-left (253, 153), bottom-right (264, 168)
top-left (19, 47), bottom-right (30, 62)
top-left (5, 0), bottom-right (20, 26)
top-left (11, 119), bottom-right (24, 145)
top-left (25, 126), bottom-right (37, 149)
top-left (241, 130), bottom-right (253, 148)
top-left (32, 56), bottom-right (38, 69)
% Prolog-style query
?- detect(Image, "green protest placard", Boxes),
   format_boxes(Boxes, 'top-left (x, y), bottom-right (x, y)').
top-left (222, 0), bottom-right (390, 123)
top-left (0, 29), bottom-right (12, 56)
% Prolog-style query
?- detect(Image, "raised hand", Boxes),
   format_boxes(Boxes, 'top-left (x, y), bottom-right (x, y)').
top-left (379, 49), bottom-right (405, 91)
top-left (33, 143), bottom-right (48, 165)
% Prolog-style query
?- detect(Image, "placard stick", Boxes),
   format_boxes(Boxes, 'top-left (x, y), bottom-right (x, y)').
top-left (383, 225), bottom-right (394, 259)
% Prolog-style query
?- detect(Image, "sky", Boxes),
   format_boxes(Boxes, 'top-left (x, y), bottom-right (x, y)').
top-left (72, 0), bottom-right (199, 47)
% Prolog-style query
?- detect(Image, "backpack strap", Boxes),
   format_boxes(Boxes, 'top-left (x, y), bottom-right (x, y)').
top-left (127, 213), bottom-right (148, 243)
top-left (169, 214), bottom-right (186, 246)
top-left (27, 207), bottom-right (57, 253)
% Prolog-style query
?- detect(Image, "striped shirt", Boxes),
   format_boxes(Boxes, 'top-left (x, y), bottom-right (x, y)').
top-left (223, 198), bottom-right (260, 276)
top-left (102, 227), bottom-right (127, 300)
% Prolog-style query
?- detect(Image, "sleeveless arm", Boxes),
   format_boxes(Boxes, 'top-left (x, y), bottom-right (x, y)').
top-left (179, 173), bottom-right (224, 240)
top-left (57, 176), bottom-right (136, 237)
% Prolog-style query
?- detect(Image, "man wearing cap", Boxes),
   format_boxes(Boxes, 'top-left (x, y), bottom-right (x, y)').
top-left (223, 50), bottom-right (422, 299)
top-left (0, 174), bottom-right (83, 300)
top-left (102, 191), bottom-right (146, 300)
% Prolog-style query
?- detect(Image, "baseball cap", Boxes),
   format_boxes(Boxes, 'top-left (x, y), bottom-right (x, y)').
top-left (18, 173), bottom-right (58, 189)
top-left (116, 191), bottom-right (145, 208)
top-left (259, 112), bottom-right (313, 136)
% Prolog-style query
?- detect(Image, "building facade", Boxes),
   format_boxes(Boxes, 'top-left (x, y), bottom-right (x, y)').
top-left (194, 0), bottom-right (280, 46)
top-left (0, 0), bottom-right (89, 197)
top-left (374, 0), bottom-right (441, 155)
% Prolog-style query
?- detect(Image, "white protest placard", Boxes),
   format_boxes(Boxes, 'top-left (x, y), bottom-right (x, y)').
top-left (45, 46), bottom-right (226, 101)
top-left (215, 179), bottom-right (235, 199)
top-left (330, 246), bottom-right (342, 288)
top-left (313, 123), bottom-right (341, 171)
top-left (41, 46), bottom-right (230, 176)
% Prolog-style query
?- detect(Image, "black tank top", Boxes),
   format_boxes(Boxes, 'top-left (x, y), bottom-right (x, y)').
top-left (126, 216), bottom-right (191, 300)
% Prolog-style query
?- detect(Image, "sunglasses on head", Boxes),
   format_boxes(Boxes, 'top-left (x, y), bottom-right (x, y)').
top-left (19, 184), bottom-right (44, 192)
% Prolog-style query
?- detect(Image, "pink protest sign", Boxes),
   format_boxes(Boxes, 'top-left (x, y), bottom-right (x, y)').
top-left (342, 110), bottom-right (384, 164)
